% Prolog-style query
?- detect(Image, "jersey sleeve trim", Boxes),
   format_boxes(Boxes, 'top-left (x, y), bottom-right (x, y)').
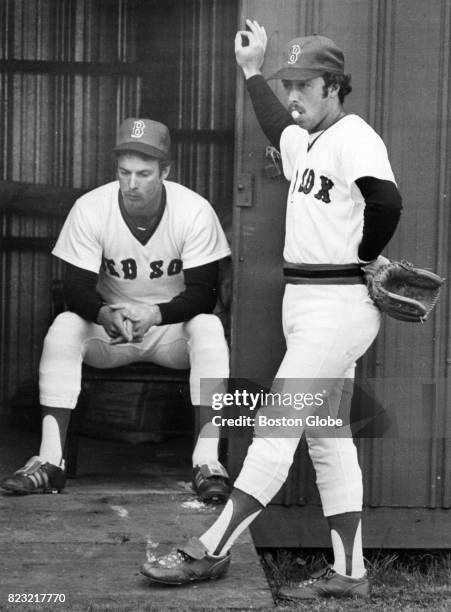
top-left (51, 248), bottom-right (101, 274)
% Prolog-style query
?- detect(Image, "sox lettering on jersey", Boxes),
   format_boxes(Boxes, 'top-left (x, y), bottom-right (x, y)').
top-left (314, 175), bottom-right (334, 204)
top-left (292, 168), bottom-right (335, 204)
top-left (149, 259), bottom-right (183, 279)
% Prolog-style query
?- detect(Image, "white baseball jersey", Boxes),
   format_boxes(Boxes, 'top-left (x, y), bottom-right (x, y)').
top-left (280, 114), bottom-right (396, 264)
top-left (52, 180), bottom-right (231, 305)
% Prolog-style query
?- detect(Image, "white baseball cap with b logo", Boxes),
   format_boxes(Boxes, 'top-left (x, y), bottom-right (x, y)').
top-left (113, 118), bottom-right (171, 159)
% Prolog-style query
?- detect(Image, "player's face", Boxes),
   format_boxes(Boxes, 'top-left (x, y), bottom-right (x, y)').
top-left (282, 77), bottom-right (339, 133)
top-left (117, 154), bottom-right (169, 213)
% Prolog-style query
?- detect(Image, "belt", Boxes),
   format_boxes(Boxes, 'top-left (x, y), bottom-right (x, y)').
top-left (283, 262), bottom-right (365, 285)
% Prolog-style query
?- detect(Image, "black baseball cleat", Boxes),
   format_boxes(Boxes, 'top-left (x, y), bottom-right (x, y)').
top-left (0, 456), bottom-right (66, 494)
top-left (192, 463), bottom-right (230, 503)
top-left (140, 536), bottom-right (230, 585)
top-left (278, 566), bottom-right (370, 600)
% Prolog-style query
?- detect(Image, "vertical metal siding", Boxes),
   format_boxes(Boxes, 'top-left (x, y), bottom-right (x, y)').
top-left (172, 0), bottom-right (236, 222)
top-left (0, 0), bottom-right (141, 411)
top-left (177, 0), bottom-right (235, 132)
top-left (1, 0), bottom-right (140, 187)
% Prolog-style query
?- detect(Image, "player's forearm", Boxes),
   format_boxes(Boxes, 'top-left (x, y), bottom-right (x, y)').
top-left (356, 177), bottom-right (402, 261)
top-left (246, 75), bottom-right (294, 149)
top-left (63, 263), bottom-right (103, 322)
top-left (157, 286), bottom-right (217, 325)
top-left (157, 260), bottom-right (219, 325)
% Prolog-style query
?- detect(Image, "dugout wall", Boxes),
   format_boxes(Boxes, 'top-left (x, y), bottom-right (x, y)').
top-left (230, 0), bottom-right (451, 547)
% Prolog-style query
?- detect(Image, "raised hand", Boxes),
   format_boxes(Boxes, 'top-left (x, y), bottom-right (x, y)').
top-left (234, 19), bottom-right (267, 78)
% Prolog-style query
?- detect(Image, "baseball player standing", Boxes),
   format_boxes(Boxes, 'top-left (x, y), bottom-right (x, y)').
top-left (1, 118), bottom-right (231, 503)
top-left (140, 21), bottom-right (402, 600)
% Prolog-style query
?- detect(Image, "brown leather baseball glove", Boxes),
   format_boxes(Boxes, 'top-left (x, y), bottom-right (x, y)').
top-left (366, 260), bottom-right (444, 322)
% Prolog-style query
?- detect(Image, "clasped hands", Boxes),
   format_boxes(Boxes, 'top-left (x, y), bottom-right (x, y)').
top-left (97, 302), bottom-right (162, 345)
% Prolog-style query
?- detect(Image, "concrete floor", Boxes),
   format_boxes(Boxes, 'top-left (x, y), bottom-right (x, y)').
top-left (0, 423), bottom-right (273, 611)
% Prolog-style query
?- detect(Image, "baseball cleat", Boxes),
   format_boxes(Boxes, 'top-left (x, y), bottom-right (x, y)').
top-left (192, 463), bottom-right (230, 504)
top-left (140, 536), bottom-right (230, 585)
top-left (278, 566), bottom-right (370, 600)
top-left (0, 456), bottom-right (66, 494)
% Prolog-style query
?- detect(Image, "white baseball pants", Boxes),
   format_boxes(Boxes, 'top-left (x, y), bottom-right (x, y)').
top-left (234, 283), bottom-right (381, 516)
top-left (39, 312), bottom-right (229, 408)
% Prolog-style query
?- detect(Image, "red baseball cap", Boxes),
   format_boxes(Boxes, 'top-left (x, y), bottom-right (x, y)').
top-left (268, 35), bottom-right (344, 81)
top-left (113, 118), bottom-right (171, 159)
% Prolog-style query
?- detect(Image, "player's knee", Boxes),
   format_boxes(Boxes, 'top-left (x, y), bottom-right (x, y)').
top-left (51, 310), bottom-right (86, 329)
top-left (44, 311), bottom-right (89, 347)
top-left (186, 313), bottom-right (226, 341)
top-left (185, 315), bottom-right (229, 382)
top-left (39, 312), bottom-right (86, 406)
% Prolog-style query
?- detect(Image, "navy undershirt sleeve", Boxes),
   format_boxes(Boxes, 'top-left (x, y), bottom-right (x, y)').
top-left (356, 176), bottom-right (402, 261)
top-left (63, 264), bottom-right (103, 323)
top-left (246, 74), bottom-right (294, 148)
top-left (157, 261), bottom-right (219, 324)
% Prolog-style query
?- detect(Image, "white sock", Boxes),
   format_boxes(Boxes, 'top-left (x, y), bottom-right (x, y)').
top-left (39, 415), bottom-right (63, 465)
top-left (192, 422), bottom-right (220, 467)
top-left (331, 521), bottom-right (365, 578)
top-left (199, 490), bottom-right (263, 556)
top-left (200, 500), bottom-right (234, 553)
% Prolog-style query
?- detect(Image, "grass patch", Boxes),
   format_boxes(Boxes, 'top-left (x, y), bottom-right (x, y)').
top-left (258, 548), bottom-right (451, 610)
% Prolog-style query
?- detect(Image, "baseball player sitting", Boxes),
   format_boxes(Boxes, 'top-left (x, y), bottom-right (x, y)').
top-left (140, 22), bottom-right (402, 600)
top-left (1, 118), bottom-right (231, 504)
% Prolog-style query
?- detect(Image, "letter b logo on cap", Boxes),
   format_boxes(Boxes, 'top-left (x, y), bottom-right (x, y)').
top-left (131, 120), bottom-right (145, 139)
top-left (288, 44), bottom-right (301, 64)
top-left (114, 117), bottom-right (170, 158)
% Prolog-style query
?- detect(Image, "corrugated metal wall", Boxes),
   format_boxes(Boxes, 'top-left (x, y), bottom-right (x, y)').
top-left (0, 0), bottom-right (237, 413)
top-left (0, 0), bottom-right (141, 412)
top-left (176, 0), bottom-right (235, 222)
top-left (0, 0), bottom-right (140, 187)
top-left (138, 0), bottom-right (236, 223)
top-left (231, 0), bottom-right (451, 515)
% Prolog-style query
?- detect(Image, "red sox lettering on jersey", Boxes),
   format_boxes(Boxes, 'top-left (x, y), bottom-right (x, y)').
top-left (101, 255), bottom-right (183, 280)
